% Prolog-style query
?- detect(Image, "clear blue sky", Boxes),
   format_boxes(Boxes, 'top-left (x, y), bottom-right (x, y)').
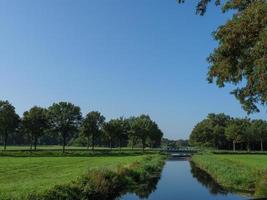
top-left (0, 0), bottom-right (266, 139)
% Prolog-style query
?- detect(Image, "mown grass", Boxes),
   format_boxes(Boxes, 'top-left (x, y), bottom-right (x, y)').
top-left (192, 154), bottom-right (267, 197)
top-left (0, 152), bottom-right (157, 199)
top-left (30, 155), bottom-right (165, 200)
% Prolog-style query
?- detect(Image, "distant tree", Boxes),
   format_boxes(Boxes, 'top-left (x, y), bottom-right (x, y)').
top-left (0, 101), bottom-right (20, 150)
top-left (128, 117), bottom-right (139, 150)
top-left (251, 119), bottom-right (267, 151)
top-left (48, 102), bottom-right (82, 153)
top-left (132, 115), bottom-right (154, 152)
top-left (103, 120), bottom-right (118, 149)
top-left (207, 113), bottom-right (231, 149)
top-left (81, 111), bottom-right (105, 151)
top-left (189, 119), bottom-right (214, 147)
top-left (241, 118), bottom-right (252, 151)
top-left (147, 122), bottom-right (163, 148)
top-left (225, 118), bottom-right (247, 151)
top-left (22, 106), bottom-right (49, 150)
top-left (116, 117), bottom-right (129, 151)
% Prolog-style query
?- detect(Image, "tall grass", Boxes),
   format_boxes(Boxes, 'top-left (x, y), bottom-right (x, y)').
top-left (26, 155), bottom-right (165, 200)
top-left (192, 154), bottom-right (267, 197)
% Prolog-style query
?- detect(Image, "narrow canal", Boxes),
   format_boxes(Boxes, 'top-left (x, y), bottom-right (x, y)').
top-left (119, 159), bottom-right (248, 200)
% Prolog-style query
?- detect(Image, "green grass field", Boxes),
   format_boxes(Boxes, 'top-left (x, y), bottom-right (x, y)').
top-left (0, 153), bottom-right (148, 198)
top-left (192, 154), bottom-right (267, 197)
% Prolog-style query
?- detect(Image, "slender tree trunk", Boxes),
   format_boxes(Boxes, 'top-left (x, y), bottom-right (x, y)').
top-left (92, 133), bottom-right (95, 152)
top-left (131, 140), bottom-right (134, 151)
top-left (34, 135), bottom-right (37, 151)
top-left (261, 139), bottom-right (263, 152)
top-left (62, 133), bottom-right (66, 153)
top-left (30, 135), bottom-right (33, 151)
top-left (247, 140), bottom-right (250, 152)
top-left (142, 139), bottom-right (145, 153)
top-left (4, 130), bottom-right (8, 151)
top-left (233, 141), bottom-right (236, 152)
top-left (119, 138), bottom-right (121, 152)
top-left (87, 135), bottom-right (90, 150)
top-left (109, 138), bottom-right (112, 149)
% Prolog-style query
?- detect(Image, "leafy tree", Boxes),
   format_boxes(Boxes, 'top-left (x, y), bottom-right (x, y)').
top-left (241, 118), bottom-right (253, 151)
top-left (189, 119), bottom-right (214, 147)
top-left (179, 1), bottom-right (267, 113)
top-left (131, 115), bottom-right (154, 152)
top-left (207, 113), bottom-right (231, 149)
top-left (103, 120), bottom-right (118, 149)
top-left (0, 101), bottom-right (20, 150)
top-left (48, 102), bottom-right (82, 153)
top-left (81, 111), bottom-right (105, 151)
top-left (225, 118), bottom-right (247, 151)
top-left (116, 117), bottom-right (129, 151)
top-left (251, 119), bottom-right (267, 151)
top-left (147, 122), bottom-right (163, 148)
top-left (128, 117), bottom-right (140, 150)
top-left (22, 106), bottom-right (49, 150)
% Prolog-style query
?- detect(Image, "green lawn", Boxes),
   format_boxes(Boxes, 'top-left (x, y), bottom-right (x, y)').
top-left (0, 154), bottom-right (146, 198)
top-left (192, 154), bottom-right (267, 197)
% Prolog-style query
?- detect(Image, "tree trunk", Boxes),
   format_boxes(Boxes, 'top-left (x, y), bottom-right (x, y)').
top-left (87, 136), bottom-right (90, 150)
top-left (261, 139), bottom-right (264, 152)
top-left (109, 139), bottom-right (112, 149)
top-left (34, 135), bottom-right (37, 151)
top-left (92, 133), bottom-right (95, 152)
top-left (62, 133), bottom-right (66, 153)
top-left (131, 141), bottom-right (134, 150)
top-left (4, 130), bottom-right (8, 151)
top-left (233, 141), bottom-right (236, 152)
top-left (247, 140), bottom-right (250, 152)
top-left (142, 139), bottom-right (145, 153)
top-left (30, 135), bottom-right (33, 151)
top-left (119, 138), bottom-right (121, 152)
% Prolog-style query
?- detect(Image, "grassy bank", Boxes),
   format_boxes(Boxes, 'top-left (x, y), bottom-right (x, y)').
top-left (192, 154), bottom-right (267, 197)
top-left (0, 152), bottom-right (164, 199)
top-left (29, 155), bottom-right (165, 200)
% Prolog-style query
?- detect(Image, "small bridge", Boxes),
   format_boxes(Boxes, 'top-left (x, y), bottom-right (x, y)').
top-left (161, 148), bottom-right (197, 158)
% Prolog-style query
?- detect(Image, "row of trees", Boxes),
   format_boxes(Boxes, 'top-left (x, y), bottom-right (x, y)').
top-left (0, 100), bottom-right (163, 152)
top-left (190, 113), bottom-right (267, 151)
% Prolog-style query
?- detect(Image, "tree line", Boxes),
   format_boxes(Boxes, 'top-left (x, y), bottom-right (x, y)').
top-left (0, 100), bottom-right (163, 152)
top-left (190, 113), bottom-right (267, 151)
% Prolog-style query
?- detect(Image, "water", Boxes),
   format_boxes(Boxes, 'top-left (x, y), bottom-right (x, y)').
top-left (119, 159), bottom-right (248, 200)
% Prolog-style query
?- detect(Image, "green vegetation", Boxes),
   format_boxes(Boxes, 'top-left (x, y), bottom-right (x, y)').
top-left (179, 0), bottom-right (267, 114)
top-left (0, 152), bottom-right (164, 199)
top-left (0, 101), bottom-right (163, 152)
top-left (190, 113), bottom-right (267, 151)
top-left (192, 154), bottom-right (267, 197)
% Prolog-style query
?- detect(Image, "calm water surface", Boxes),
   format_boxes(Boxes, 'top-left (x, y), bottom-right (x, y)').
top-left (119, 159), bottom-right (247, 200)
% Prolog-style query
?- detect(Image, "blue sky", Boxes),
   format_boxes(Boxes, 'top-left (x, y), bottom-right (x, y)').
top-left (0, 0), bottom-right (266, 139)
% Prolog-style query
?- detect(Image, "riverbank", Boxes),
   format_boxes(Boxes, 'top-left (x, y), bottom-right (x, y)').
top-left (191, 154), bottom-right (267, 197)
top-left (0, 151), bottom-right (165, 199)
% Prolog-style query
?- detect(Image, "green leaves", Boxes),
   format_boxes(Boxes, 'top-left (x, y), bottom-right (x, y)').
top-left (22, 106), bottom-right (49, 150)
top-left (48, 102), bottom-right (82, 152)
top-left (0, 100), bottom-right (20, 150)
top-left (207, 1), bottom-right (267, 113)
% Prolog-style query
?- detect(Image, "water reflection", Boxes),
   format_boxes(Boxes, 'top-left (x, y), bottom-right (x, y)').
top-left (120, 159), bottom-right (246, 200)
top-left (124, 175), bottom-right (161, 199)
top-left (190, 161), bottom-right (228, 195)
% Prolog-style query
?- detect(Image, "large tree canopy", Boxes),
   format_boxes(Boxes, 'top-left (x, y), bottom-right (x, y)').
top-left (81, 111), bottom-right (105, 151)
top-left (22, 106), bottom-right (49, 150)
top-left (48, 102), bottom-right (82, 153)
top-left (0, 101), bottom-right (20, 150)
top-left (179, 0), bottom-right (267, 113)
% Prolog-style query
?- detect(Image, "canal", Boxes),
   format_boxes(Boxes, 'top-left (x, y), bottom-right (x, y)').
top-left (119, 159), bottom-right (248, 200)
